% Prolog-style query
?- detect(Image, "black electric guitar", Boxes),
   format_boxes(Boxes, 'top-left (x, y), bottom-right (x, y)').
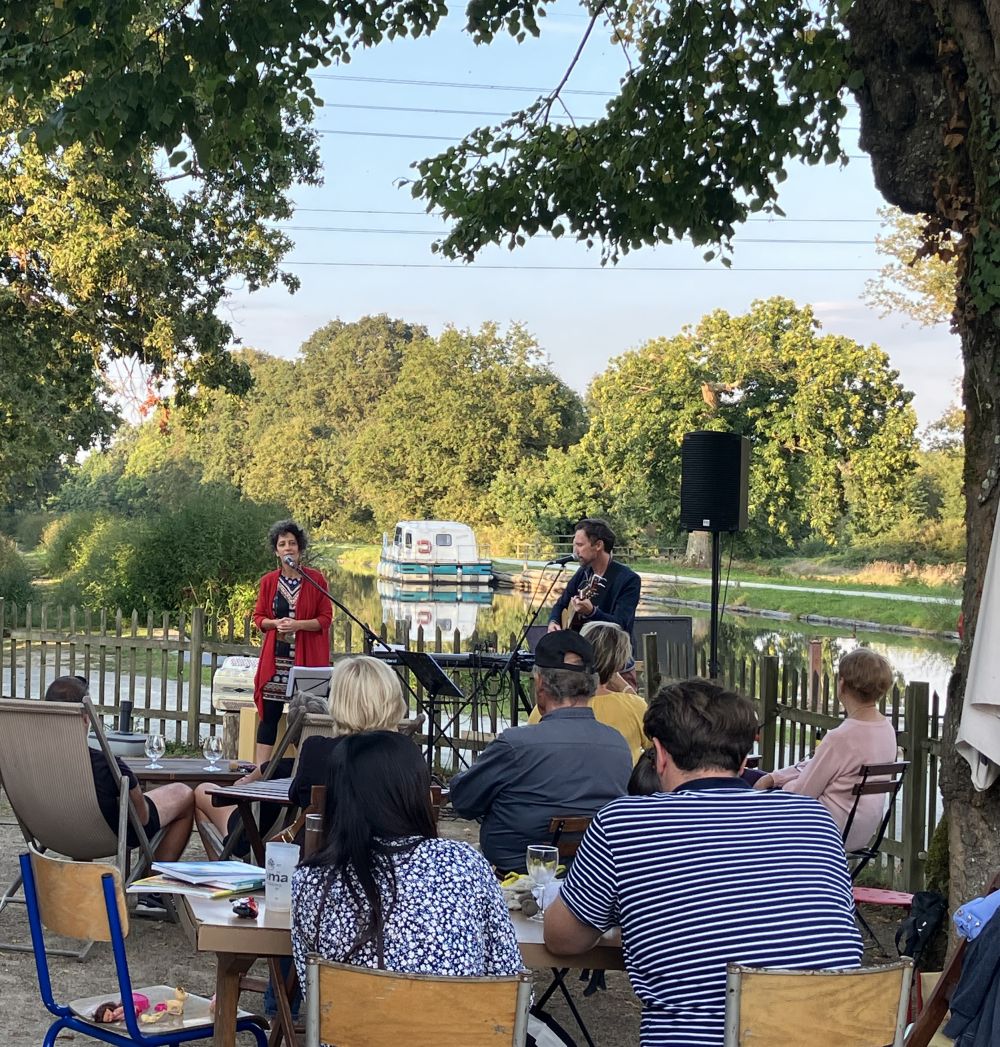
top-left (561, 571), bottom-right (607, 632)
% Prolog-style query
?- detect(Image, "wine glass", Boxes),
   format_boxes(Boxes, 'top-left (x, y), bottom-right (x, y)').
top-left (144, 731), bottom-right (165, 769)
top-left (202, 734), bottom-right (223, 772)
top-left (525, 844), bottom-right (560, 922)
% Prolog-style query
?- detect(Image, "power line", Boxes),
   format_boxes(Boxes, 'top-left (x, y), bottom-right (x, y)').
top-left (289, 206), bottom-right (881, 223)
top-left (284, 260), bottom-right (877, 272)
top-left (281, 223), bottom-right (876, 245)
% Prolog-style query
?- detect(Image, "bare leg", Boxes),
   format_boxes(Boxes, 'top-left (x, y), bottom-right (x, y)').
top-left (145, 782), bottom-right (195, 861)
top-left (255, 742), bottom-right (274, 766)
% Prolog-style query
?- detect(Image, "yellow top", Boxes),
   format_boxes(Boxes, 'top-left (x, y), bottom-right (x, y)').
top-left (528, 690), bottom-right (649, 764)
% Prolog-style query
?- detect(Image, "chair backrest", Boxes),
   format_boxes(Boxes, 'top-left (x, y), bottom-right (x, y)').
top-left (725, 960), bottom-right (913, 1047)
top-left (26, 846), bottom-right (128, 942)
top-left (842, 760), bottom-right (910, 870)
top-left (547, 815), bottom-right (593, 860)
top-left (305, 956), bottom-right (532, 1047)
top-left (397, 713), bottom-right (426, 738)
top-left (0, 698), bottom-right (121, 860)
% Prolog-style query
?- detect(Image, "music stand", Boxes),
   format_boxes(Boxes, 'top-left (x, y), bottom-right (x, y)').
top-left (285, 666), bottom-right (333, 699)
top-left (395, 651), bottom-right (465, 772)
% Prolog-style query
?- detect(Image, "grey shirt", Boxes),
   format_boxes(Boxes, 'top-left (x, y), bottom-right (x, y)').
top-left (449, 706), bottom-right (633, 873)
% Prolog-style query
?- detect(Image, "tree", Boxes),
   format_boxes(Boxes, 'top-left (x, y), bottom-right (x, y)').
top-left (864, 208), bottom-right (957, 326)
top-left (577, 299), bottom-right (917, 553)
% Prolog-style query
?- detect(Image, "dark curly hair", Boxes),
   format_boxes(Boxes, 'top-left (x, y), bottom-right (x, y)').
top-left (267, 519), bottom-right (308, 554)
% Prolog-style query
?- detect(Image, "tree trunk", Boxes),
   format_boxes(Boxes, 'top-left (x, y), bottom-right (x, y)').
top-left (684, 531), bottom-right (711, 566)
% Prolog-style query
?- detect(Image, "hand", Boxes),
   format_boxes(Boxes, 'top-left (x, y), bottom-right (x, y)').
top-left (547, 621), bottom-right (561, 633)
top-left (274, 617), bottom-right (297, 633)
top-left (753, 773), bottom-right (775, 790)
top-left (572, 596), bottom-right (594, 618)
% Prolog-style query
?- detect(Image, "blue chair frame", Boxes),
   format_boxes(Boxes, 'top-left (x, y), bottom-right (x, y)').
top-left (20, 851), bottom-right (267, 1047)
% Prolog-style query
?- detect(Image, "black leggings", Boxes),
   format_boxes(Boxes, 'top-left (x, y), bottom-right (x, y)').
top-left (256, 698), bottom-right (283, 746)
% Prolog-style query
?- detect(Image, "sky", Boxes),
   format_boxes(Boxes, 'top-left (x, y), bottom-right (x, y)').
top-left (221, 3), bottom-right (962, 430)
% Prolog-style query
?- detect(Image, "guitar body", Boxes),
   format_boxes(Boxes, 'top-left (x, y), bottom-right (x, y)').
top-left (561, 572), bottom-right (607, 631)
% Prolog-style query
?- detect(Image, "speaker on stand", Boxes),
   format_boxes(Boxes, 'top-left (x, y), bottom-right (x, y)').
top-left (680, 431), bottom-right (750, 678)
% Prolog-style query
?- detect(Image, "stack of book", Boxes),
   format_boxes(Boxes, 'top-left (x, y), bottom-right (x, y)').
top-left (127, 861), bottom-right (265, 899)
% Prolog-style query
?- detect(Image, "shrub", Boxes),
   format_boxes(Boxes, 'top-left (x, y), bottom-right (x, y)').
top-left (13, 512), bottom-right (55, 550)
top-left (42, 511), bottom-right (108, 575)
top-left (0, 536), bottom-right (34, 606)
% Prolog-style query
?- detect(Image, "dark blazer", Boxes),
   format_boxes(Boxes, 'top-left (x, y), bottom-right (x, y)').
top-left (548, 558), bottom-right (641, 639)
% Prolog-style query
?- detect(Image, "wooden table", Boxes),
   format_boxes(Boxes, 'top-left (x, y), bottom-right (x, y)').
top-left (179, 895), bottom-right (623, 1047)
top-left (131, 757), bottom-right (251, 788)
top-left (206, 778), bottom-right (296, 865)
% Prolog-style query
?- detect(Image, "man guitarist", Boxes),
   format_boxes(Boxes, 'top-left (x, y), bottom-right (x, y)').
top-left (547, 518), bottom-right (641, 641)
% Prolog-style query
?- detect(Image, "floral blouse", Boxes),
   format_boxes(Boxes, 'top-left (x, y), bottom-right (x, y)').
top-left (291, 837), bottom-right (523, 988)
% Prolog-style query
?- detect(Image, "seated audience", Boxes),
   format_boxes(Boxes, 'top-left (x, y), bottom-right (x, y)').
top-left (628, 746), bottom-right (659, 796)
top-left (450, 631), bottom-right (632, 874)
top-left (544, 678), bottom-right (862, 1047)
top-left (193, 690), bottom-right (328, 857)
top-left (529, 621), bottom-right (648, 762)
top-left (291, 731), bottom-right (522, 987)
top-left (753, 647), bottom-right (899, 849)
top-left (288, 654), bottom-right (407, 807)
top-left (44, 675), bottom-right (194, 863)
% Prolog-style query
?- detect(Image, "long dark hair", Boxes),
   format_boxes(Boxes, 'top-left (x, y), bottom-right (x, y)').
top-left (305, 731), bottom-right (436, 960)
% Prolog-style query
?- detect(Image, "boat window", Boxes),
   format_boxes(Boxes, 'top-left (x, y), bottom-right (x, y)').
top-left (404, 532), bottom-right (412, 548)
top-left (435, 534), bottom-right (453, 547)
top-left (394, 527), bottom-right (402, 544)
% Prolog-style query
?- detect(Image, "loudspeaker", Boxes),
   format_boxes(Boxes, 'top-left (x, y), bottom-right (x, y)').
top-left (680, 431), bottom-right (750, 532)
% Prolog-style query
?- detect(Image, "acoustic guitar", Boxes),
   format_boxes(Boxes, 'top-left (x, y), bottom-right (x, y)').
top-left (561, 571), bottom-right (607, 631)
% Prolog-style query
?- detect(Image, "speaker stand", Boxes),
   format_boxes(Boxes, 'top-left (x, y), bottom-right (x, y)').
top-left (709, 530), bottom-right (722, 679)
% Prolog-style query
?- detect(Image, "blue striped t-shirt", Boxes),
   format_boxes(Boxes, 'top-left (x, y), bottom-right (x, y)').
top-left (560, 778), bottom-right (862, 1047)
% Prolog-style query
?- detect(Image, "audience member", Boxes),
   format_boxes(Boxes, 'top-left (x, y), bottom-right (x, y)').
top-left (545, 678), bottom-right (862, 1046)
top-left (291, 732), bottom-right (522, 987)
top-left (450, 630), bottom-right (632, 874)
top-left (754, 647), bottom-right (899, 849)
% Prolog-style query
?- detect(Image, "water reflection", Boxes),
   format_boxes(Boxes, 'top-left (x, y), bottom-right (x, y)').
top-left (318, 557), bottom-right (958, 697)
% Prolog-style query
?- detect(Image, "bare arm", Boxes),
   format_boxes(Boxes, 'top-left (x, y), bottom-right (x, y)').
top-left (544, 895), bottom-right (603, 955)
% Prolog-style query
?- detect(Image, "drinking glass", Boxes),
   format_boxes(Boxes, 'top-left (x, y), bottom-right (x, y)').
top-left (525, 844), bottom-right (560, 922)
top-left (202, 734), bottom-right (223, 772)
top-left (144, 731), bottom-right (165, 769)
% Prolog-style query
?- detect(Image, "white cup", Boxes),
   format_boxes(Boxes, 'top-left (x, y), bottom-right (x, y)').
top-left (265, 841), bottom-right (300, 912)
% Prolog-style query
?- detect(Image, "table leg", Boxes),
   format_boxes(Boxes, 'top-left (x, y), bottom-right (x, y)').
top-left (535, 967), bottom-right (597, 1047)
top-left (214, 953), bottom-right (255, 1047)
top-left (266, 957), bottom-right (299, 1047)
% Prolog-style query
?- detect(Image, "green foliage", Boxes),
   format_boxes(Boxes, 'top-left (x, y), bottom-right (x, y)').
top-left (0, 534), bottom-right (33, 605)
top-left (864, 208), bottom-right (957, 326)
top-left (0, 511), bottom-right (54, 550)
top-left (42, 511), bottom-right (108, 576)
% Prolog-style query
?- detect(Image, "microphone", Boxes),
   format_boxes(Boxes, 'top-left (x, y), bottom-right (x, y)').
top-left (283, 556), bottom-right (300, 570)
top-left (547, 554), bottom-right (577, 566)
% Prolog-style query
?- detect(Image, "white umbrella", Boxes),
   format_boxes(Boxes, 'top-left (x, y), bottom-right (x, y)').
top-left (957, 507), bottom-right (1000, 790)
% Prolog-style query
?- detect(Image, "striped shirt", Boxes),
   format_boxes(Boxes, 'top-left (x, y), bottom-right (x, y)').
top-left (560, 777), bottom-right (862, 1046)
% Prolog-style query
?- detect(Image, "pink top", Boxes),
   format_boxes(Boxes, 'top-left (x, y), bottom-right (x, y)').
top-left (770, 717), bottom-right (899, 850)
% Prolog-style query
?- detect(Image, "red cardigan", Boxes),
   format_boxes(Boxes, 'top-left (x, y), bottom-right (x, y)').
top-left (252, 567), bottom-right (333, 718)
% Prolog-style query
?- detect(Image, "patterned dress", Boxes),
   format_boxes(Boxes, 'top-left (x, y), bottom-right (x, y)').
top-left (260, 574), bottom-right (301, 702)
top-left (291, 837), bottom-right (523, 989)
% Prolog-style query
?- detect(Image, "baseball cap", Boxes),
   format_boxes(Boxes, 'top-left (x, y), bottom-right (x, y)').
top-left (534, 630), bottom-right (595, 673)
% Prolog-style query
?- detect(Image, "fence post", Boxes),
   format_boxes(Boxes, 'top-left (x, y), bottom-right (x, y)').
top-left (759, 655), bottom-right (779, 771)
top-left (188, 607), bottom-right (205, 746)
top-left (0, 597), bottom-right (4, 695)
top-left (642, 633), bottom-right (659, 702)
top-left (901, 682), bottom-right (929, 892)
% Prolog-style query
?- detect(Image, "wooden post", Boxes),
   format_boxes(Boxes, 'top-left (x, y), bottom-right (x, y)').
top-left (759, 655), bottom-right (779, 771)
top-left (808, 639), bottom-right (823, 711)
top-left (188, 607), bottom-right (205, 745)
top-left (642, 633), bottom-right (659, 703)
top-left (0, 598), bottom-right (4, 696)
top-left (901, 681), bottom-right (930, 892)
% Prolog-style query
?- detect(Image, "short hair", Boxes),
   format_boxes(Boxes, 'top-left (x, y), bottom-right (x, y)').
top-left (267, 519), bottom-right (308, 554)
top-left (575, 517), bottom-right (616, 553)
top-left (43, 675), bottom-right (89, 703)
top-left (328, 655), bottom-right (407, 736)
top-left (533, 665), bottom-right (598, 704)
top-left (286, 689), bottom-right (331, 745)
top-left (644, 678), bottom-right (758, 774)
top-left (838, 648), bottom-right (894, 704)
top-left (580, 621), bottom-right (631, 685)
top-left (628, 747), bottom-right (660, 796)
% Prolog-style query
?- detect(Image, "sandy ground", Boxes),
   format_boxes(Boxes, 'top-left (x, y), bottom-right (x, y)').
top-left (1, 799), bottom-right (900, 1047)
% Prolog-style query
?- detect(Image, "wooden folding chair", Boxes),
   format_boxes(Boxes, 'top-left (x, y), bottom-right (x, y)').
top-left (724, 960), bottom-right (913, 1046)
top-left (20, 846), bottom-right (266, 1047)
top-left (547, 814), bottom-right (593, 861)
top-left (304, 955), bottom-right (532, 1046)
top-left (0, 696), bottom-right (167, 958)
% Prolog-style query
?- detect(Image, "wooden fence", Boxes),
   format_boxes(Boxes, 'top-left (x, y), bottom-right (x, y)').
top-left (0, 598), bottom-right (943, 890)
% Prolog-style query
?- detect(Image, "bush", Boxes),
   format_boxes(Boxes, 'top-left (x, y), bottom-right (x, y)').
top-left (41, 511), bottom-right (108, 575)
top-left (0, 536), bottom-right (34, 605)
top-left (13, 512), bottom-right (55, 550)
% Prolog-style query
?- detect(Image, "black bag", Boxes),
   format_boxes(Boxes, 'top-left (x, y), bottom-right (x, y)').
top-left (895, 890), bottom-right (948, 967)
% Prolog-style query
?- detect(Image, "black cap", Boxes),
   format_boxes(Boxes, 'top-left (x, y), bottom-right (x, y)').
top-left (534, 630), bottom-right (595, 673)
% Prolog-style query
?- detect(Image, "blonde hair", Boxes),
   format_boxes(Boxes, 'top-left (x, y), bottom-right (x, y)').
top-left (328, 655), bottom-right (406, 735)
top-left (580, 621), bottom-right (631, 685)
top-left (838, 648), bottom-right (894, 704)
